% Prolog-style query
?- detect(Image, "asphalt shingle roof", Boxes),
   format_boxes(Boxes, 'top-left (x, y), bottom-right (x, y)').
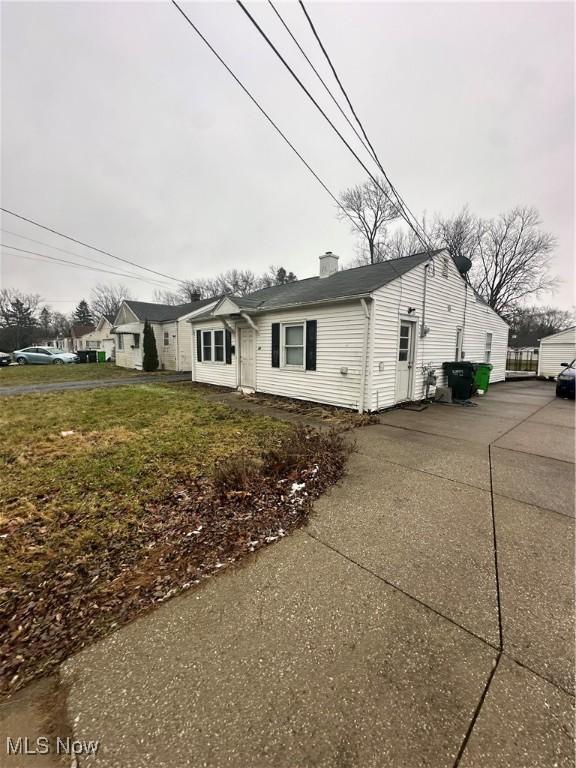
top-left (232, 250), bottom-right (438, 311)
top-left (124, 297), bottom-right (217, 323)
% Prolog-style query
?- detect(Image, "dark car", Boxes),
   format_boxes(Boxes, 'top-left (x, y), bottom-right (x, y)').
top-left (0, 351), bottom-right (11, 366)
top-left (556, 361), bottom-right (575, 400)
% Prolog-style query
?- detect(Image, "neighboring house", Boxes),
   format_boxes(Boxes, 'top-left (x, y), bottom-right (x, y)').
top-left (37, 337), bottom-right (73, 352)
top-left (112, 298), bottom-right (218, 371)
top-left (189, 249), bottom-right (508, 412)
top-left (75, 315), bottom-right (116, 359)
top-left (538, 326), bottom-right (576, 378)
top-left (70, 324), bottom-right (96, 351)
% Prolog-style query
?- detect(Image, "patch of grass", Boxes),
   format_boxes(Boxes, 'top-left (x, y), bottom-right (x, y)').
top-left (0, 384), bottom-right (287, 586)
top-left (0, 362), bottom-right (175, 388)
top-left (0, 385), bottom-right (349, 694)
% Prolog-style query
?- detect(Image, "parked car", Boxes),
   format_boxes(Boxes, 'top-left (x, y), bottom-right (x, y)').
top-left (12, 347), bottom-right (79, 365)
top-left (0, 351), bottom-right (12, 366)
top-left (556, 361), bottom-right (575, 400)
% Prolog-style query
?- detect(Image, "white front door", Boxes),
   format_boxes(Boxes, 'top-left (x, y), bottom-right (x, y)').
top-left (239, 328), bottom-right (256, 390)
top-left (396, 321), bottom-right (415, 401)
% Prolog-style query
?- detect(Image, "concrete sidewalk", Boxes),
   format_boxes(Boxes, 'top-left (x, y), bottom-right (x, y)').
top-left (0, 372), bottom-right (191, 396)
top-left (2, 380), bottom-right (574, 767)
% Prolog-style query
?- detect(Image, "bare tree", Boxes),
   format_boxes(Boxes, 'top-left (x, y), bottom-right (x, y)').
top-left (337, 176), bottom-right (400, 264)
top-left (153, 289), bottom-right (183, 305)
top-left (470, 207), bottom-right (557, 315)
top-left (434, 207), bottom-right (480, 263)
top-left (90, 283), bottom-right (133, 320)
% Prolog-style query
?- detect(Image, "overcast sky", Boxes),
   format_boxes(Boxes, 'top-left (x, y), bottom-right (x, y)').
top-left (1, 1), bottom-right (573, 314)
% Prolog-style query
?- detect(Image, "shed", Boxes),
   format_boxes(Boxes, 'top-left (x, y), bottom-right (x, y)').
top-left (537, 327), bottom-right (576, 378)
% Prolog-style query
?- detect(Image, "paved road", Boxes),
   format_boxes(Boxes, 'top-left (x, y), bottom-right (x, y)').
top-left (0, 372), bottom-right (191, 396)
top-left (2, 380), bottom-right (574, 767)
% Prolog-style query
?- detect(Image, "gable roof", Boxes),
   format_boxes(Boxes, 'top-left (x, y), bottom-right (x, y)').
top-left (210, 250), bottom-right (439, 315)
top-left (71, 324), bottom-right (95, 338)
top-left (123, 297), bottom-right (217, 323)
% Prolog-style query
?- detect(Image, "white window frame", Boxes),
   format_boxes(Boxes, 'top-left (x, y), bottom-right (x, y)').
top-left (281, 322), bottom-right (305, 369)
top-left (117, 334), bottom-right (124, 351)
top-left (455, 327), bottom-right (464, 361)
top-left (200, 328), bottom-right (226, 364)
top-left (485, 332), bottom-right (493, 363)
top-left (163, 331), bottom-right (170, 347)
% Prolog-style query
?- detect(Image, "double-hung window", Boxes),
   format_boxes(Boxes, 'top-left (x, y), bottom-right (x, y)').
top-left (213, 330), bottom-right (224, 362)
top-left (117, 334), bottom-right (124, 351)
top-left (201, 329), bottom-right (225, 363)
top-left (202, 330), bottom-right (212, 361)
top-left (283, 323), bottom-right (304, 367)
top-left (163, 331), bottom-right (169, 346)
top-left (485, 332), bottom-right (493, 363)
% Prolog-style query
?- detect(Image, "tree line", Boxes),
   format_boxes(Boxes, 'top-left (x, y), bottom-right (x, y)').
top-left (0, 266), bottom-right (297, 351)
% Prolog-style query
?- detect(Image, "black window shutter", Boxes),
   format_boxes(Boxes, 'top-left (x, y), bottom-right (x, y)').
top-left (225, 329), bottom-right (232, 364)
top-left (196, 330), bottom-right (202, 362)
top-left (305, 320), bottom-right (317, 371)
top-left (271, 323), bottom-right (280, 368)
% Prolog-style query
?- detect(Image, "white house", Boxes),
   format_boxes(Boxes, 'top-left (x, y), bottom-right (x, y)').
top-left (537, 326), bottom-right (576, 378)
top-left (75, 315), bottom-right (116, 359)
top-left (188, 250), bottom-right (508, 412)
top-left (112, 298), bottom-right (218, 371)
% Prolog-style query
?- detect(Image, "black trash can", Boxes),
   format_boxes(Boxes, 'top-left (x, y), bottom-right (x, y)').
top-left (76, 350), bottom-right (89, 364)
top-left (86, 350), bottom-right (97, 363)
top-left (442, 361), bottom-right (478, 400)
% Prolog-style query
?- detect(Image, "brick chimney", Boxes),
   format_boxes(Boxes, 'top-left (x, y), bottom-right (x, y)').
top-left (319, 251), bottom-right (339, 278)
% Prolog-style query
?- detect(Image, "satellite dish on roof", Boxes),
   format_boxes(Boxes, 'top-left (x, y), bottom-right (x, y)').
top-left (453, 255), bottom-right (472, 275)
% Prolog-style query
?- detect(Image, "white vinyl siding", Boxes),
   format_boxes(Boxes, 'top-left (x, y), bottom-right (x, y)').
top-left (256, 303), bottom-right (367, 410)
top-left (538, 327), bottom-right (576, 377)
top-left (369, 253), bottom-right (508, 410)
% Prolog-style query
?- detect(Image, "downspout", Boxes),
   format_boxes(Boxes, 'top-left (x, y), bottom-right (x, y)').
top-left (358, 298), bottom-right (371, 413)
top-left (190, 322), bottom-right (196, 382)
top-left (175, 321), bottom-right (180, 372)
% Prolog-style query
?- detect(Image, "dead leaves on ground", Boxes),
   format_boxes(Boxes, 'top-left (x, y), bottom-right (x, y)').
top-left (0, 426), bottom-right (349, 696)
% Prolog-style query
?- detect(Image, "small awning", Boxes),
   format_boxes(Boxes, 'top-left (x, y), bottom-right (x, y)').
top-left (112, 322), bottom-right (141, 334)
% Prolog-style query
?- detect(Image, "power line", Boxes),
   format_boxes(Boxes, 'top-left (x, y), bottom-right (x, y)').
top-left (235, 0), bottom-right (431, 254)
top-left (1, 243), bottom-right (177, 286)
top-left (0, 207), bottom-right (183, 283)
top-left (267, 0), bottom-right (377, 165)
top-left (0, 228), bottom-right (174, 287)
top-left (298, 0), bottom-right (431, 249)
top-left (169, 0), bottom-right (364, 239)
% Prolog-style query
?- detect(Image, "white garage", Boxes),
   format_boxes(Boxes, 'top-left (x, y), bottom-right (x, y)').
top-left (538, 326), bottom-right (576, 378)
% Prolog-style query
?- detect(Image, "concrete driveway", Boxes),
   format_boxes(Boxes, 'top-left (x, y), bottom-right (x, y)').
top-left (1, 381), bottom-right (574, 767)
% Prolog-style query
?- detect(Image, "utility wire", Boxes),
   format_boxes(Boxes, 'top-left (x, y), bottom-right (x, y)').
top-left (267, 0), bottom-right (377, 165)
top-left (298, 0), bottom-right (431, 249)
top-left (1, 243), bottom-right (177, 286)
top-left (236, 0), bottom-right (431, 254)
top-left (0, 207), bottom-right (183, 283)
top-left (0, 228), bottom-right (175, 288)
top-left (170, 0), bottom-right (364, 240)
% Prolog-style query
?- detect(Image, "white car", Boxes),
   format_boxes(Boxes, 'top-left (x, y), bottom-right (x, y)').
top-left (12, 347), bottom-right (79, 365)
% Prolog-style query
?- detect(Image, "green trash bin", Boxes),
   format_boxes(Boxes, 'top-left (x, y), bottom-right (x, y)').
top-left (475, 363), bottom-right (492, 394)
top-left (442, 361), bottom-right (478, 400)
top-left (97, 350), bottom-right (106, 363)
